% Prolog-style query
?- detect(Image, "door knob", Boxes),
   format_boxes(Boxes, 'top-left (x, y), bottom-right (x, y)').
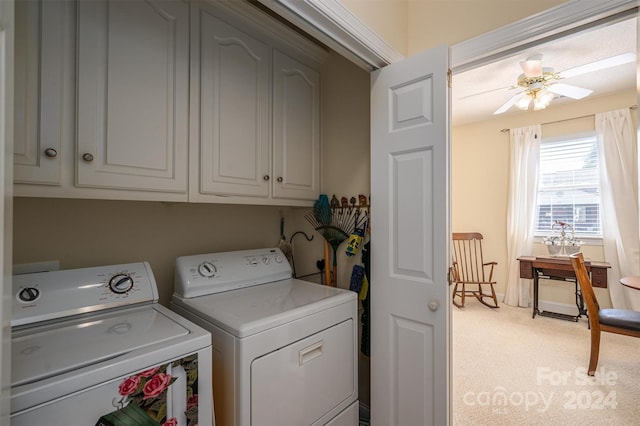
top-left (44, 148), bottom-right (58, 158)
top-left (82, 153), bottom-right (94, 162)
top-left (428, 300), bottom-right (440, 312)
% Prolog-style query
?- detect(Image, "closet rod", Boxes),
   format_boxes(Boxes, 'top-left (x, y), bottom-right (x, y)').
top-left (499, 104), bottom-right (638, 133)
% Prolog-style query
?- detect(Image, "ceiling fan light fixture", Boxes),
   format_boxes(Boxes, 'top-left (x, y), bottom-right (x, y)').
top-left (520, 54), bottom-right (543, 77)
top-left (514, 93), bottom-right (532, 110)
top-left (488, 52), bottom-right (613, 116)
top-left (533, 89), bottom-right (554, 110)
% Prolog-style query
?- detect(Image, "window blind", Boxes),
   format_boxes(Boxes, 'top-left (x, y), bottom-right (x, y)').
top-left (535, 135), bottom-right (601, 237)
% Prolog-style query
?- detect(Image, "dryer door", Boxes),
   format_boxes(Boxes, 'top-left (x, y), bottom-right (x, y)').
top-left (251, 319), bottom-right (355, 425)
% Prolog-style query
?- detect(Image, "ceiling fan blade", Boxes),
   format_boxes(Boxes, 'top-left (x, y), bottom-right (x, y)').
top-left (493, 92), bottom-right (523, 115)
top-left (547, 83), bottom-right (593, 99)
top-left (558, 52), bottom-right (636, 79)
top-left (520, 54), bottom-right (543, 78)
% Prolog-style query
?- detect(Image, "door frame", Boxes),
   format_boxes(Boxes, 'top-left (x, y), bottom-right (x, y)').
top-left (253, 0), bottom-right (637, 72)
top-left (449, 0), bottom-right (637, 72)
top-left (0, 0), bottom-right (14, 422)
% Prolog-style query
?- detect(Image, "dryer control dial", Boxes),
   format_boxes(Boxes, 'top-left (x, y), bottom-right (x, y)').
top-left (108, 273), bottom-right (134, 294)
top-left (198, 261), bottom-right (217, 278)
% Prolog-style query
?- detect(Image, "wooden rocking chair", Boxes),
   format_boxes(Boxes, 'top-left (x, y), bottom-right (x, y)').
top-left (451, 232), bottom-right (499, 308)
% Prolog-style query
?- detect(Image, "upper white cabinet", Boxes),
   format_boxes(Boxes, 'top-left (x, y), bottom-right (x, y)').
top-left (189, 2), bottom-right (325, 205)
top-left (194, 8), bottom-right (271, 198)
top-left (76, 0), bottom-right (189, 193)
top-left (272, 50), bottom-right (321, 200)
top-left (14, 0), bottom-right (325, 205)
top-left (14, 0), bottom-right (65, 185)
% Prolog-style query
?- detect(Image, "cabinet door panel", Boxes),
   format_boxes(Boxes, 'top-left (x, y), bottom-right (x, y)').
top-left (14, 0), bottom-right (64, 185)
top-left (198, 10), bottom-right (270, 197)
top-left (76, 0), bottom-right (188, 192)
top-left (272, 50), bottom-right (320, 200)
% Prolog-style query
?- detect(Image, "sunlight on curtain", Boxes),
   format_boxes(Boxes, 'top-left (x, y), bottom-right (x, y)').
top-left (595, 108), bottom-right (640, 310)
top-left (504, 125), bottom-right (541, 307)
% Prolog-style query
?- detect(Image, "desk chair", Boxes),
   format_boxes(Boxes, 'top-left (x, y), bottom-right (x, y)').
top-left (451, 232), bottom-right (499, 308)
top-left (570, 253), bottom-right (640, 376)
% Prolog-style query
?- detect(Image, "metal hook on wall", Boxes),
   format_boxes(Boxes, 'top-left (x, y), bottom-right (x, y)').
top-left (289, 231), bottom-right (314, 244)
top-left (288, 231), bottom-right (314, 278)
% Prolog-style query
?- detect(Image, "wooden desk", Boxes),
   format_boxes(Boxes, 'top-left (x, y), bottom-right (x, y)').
top-left (621, 276), bottom-right (640, 290)
top-left (518, 256), bottom-right (610, 322)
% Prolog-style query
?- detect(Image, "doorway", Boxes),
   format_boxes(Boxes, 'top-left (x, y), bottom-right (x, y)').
top-left (449, 10), bottom-right (638, 425)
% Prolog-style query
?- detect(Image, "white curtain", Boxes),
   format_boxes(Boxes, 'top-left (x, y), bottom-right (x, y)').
top-left (595, 109), bottom-right (640, 310)
top-left (504, 125), bottom-right (541, 307)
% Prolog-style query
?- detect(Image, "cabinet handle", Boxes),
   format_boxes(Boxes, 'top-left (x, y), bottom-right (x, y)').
top-left (82, 153), bottom-right (94, 162)
top-left (263, 175), bottom-right (270, 181)
top-left (277, 177), bottom-right (283, 183)
top-left (44, 148), bottom-right (58, 158)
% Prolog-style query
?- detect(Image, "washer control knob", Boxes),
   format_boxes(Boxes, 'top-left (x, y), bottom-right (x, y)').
top-left (275, 256), bottom-right (284, 263)
top-left (262, 257), bottom-right (270, 265)
top-left (109, 273), bottom-right (134, 294)
top-left (198, 261), bottom-right (216, 277)
top-left (18, 287), bottom-right (40, 303)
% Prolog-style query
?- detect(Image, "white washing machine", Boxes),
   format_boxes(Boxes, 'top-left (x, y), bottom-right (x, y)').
top-left (11, 262), bottom-right (214, 426)
top-left (170, 247), bottom-right (358, 426)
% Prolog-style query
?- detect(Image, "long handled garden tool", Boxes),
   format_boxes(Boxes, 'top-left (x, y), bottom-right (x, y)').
top-left (305, 194), bottom-right (368, 287)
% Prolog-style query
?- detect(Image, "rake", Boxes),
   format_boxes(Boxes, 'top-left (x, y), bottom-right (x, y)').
top-left (305, 195), bottom-right (369, 286)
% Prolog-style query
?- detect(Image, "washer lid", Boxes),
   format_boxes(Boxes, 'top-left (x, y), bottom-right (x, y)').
top-left (11, 304), bottom-right (189, 388)
top-left (172, 278), bottom-right (356, 338)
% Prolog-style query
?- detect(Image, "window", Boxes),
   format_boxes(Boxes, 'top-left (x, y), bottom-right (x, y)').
top-left (535, 134), bottom-right (601, 238)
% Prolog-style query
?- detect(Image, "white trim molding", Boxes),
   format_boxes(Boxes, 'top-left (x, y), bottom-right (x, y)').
top-left (254, 0), bottom-right (403, 70)
top-left (451, 0), bottom-right (638, 72)
top-left (255, 0), bottom-right (637, 72)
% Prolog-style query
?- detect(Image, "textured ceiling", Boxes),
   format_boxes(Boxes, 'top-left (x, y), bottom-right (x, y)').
top-left (452, 18), bottom-right (637, 126)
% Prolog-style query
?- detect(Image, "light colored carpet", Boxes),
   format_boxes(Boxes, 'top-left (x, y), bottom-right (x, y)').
top-left (452, 302), bottom-right (640, 425)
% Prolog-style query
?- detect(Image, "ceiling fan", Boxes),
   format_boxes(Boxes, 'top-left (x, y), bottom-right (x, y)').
top-left (491, 52), bottom-right (636, 115)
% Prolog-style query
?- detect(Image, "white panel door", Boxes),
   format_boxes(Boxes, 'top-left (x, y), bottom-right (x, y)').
top-left (196, 7), bottom-right (270, 198)
top-left (13, 0), bottom-right (65, 185)
top-left (272, 49), bottom-right (320, 201)
top-left (370, 45), bottom-right (450, 426)
top-left (76, 0), bottom-right (188, 193)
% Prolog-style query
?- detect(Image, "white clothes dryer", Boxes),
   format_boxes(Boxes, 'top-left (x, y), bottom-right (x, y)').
top-left (170, 248), bottom-right (358, 426)
top-left (11, 262), bottom-right (214, 426)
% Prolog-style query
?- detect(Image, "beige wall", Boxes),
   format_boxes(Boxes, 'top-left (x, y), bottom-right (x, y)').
top-left (338, 0), bottom-right (567, 57)
top-left (453, 90), bottom-right (637, 309)
top-left (340, 0), bottom-right (408, 55)
top-left (13, 198), bottom-right (288, 304)
top-left (406, 0), bottom-right (565, 55)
